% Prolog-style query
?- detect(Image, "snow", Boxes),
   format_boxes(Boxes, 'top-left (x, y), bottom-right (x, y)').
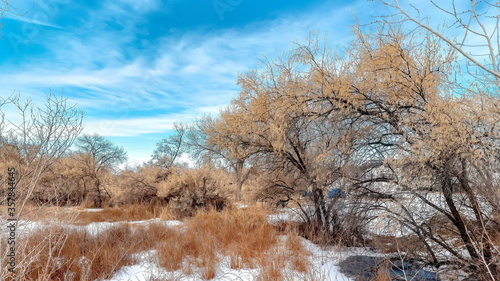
top-left (83, 208), bottom-right (104, 212)
top-left (234, 203), bottom-right (249, 209)
top-left (107, 236), bottom-right (356, 281)
top-left (74, 219), bottom-right (183, 235)
top-left (1, 218), bottom-right (183, 237)
top-left (267, 207), bottom-right (309, 224)
top-left (1, 203), bottom-right (451, 280)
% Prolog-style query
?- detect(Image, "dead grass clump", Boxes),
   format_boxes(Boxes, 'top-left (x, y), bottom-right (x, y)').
top-left (199, 254), bottom-right (217, 280)
top-left (256, 249), bottom-right (287, 281)
top-left (156, 208), bottom-right (279, 278)
top-left (3, 224), bottom-right (144, 280)
top-left (1, 221), bottom-right (185, 280)
top-left (158, 240), bottom-right (185, 271)
top-left (275, 221), bottom-right (333, 245)
top-left (370, 234), bottom-right (426, 254)
top-left (374, 259), bottom-right (392, 281)
top-left (285, 232), bottom-right (310, 272)
top-left (159, 204), bottom-right (176, 220)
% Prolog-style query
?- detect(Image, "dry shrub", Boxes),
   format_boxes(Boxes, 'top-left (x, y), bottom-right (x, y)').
top-left (112, 165), bottom-right (165, 206)
top-left (273, 210), bottom-right (367, 247)
top-left (159, 204), bottom-right (175, 220)
top-left (275, 221), bottom-right (334, 246)
top-left (158, 165), bottom-right (230, 218)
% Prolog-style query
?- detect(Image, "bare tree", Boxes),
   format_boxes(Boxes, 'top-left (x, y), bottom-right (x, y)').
top-left (186, 113), bottom-right (260, 201)
top-left (1, 93), bottom-right (84, 212)
top-left (152, 122), bottom-right (186, 169)
top-left (0, 1), bottom-right (25, 36)
top-left (75, 134), bottom-right (127, 207)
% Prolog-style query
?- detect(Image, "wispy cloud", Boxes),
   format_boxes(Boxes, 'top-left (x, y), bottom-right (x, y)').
top-left (83, 114), bottom-right (194, 137)
top-left (0, 0), bottom-right (365, 164)
top-left (3, 13), bottom-right (64, 29)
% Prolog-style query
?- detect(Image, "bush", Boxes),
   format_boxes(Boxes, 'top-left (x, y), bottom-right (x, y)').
top-left (158, 165), bottom-right (231, 217)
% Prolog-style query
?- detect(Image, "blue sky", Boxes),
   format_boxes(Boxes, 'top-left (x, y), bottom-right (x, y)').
top-left (0, 0), bottom-right (418, 165)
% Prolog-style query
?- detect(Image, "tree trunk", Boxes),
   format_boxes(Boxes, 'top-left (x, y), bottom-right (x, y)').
top-left (441, 174), bottom-right (480, 264)
top-left (458, 160), bottom-right (496, 275)
top-left (94, 176), bottom-right (102, 208)
top-left (235, 177), bottom-right (242, 201)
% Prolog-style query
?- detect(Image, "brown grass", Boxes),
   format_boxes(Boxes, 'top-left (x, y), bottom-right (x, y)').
top-left (1, 225), bottom-right (138, 280)
top-left (492, 231), bottom-right (500, 246)
top-left (369, 234), bottom-right (426, 254)
top-left (1, 205), bottom-right (312, 280)
top-left (373, 259), bottom-right (392, 281)
top-left (156, 208), bottom-right (280, 279)
top-left (0, 221), bottom-right (179, 280)
top-left (0, 203), bottom-right (169, 224)
top-left (285, 232), bottom-right (310, 272)
top-left (73, 204), bottom-right (164, 224)
top-left (0, 205), bottom-right (79, 222)
top-left (274, 220), bottom-right (335, 246)
top-left (256, 249), bottom-right (287, 281)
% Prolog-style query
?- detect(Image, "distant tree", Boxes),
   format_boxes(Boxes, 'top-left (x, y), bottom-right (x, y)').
top-left (75, 134), bottom-right (127, 207)
top-left (152, 122), bottom-right (186, 169)
top-left (186, 112), bottom-right (260, 201)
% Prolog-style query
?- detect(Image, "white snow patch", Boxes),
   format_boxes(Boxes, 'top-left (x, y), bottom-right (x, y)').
top-left (106, 234), bottom-right (359, 281)
top-left (234, 203), bottom-right (248, 209)
top-left (267, 208), bottom-right (307, 224)
top-left (83, 208), bottom-right (103, 212)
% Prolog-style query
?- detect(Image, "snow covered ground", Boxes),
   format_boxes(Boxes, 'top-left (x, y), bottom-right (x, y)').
top-left (106, 236), bottom-right (358, 281)
top-left (1, 205), bottom-right (449, 281)
top-left (1, 208), bottom-right (359, 281)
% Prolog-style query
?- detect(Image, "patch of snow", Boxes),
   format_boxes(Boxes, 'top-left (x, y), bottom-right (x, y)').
top-left (128, 218), bottom-right (183, 227)
top-left (83, 208), bottom-right (103, 212)
top-left (234, 203), bottom-right (248, 209)
top-left (267, 208), bottom-right (308, 224)
top-left (106, 235), bottom-right (357, 281)
top-left (1, 220), bottom-right (46, 236)
top-left (80, 219), bottom-right (183, 235)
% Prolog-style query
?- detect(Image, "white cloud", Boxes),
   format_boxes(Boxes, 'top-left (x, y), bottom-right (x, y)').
top-left (83, 113), bottom-right (197, 137)
top-left (1, 0), bottom-right (360, 141)
top-left (3, 13), bottom-right (64, 29)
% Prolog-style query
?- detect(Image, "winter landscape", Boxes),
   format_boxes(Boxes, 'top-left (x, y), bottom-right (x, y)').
top-left (1, 0), bottom-right (499, 280)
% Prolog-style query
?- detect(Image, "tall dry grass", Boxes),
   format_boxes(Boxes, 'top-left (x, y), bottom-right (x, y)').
top-left (1, 206), bottom-right (311, 280)
top-left (155, 208), bottom-right (311, 280)
top-left (2, 224), bottom-right (140, 280)
top-left (156, 208), bottom-right (279, 273)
